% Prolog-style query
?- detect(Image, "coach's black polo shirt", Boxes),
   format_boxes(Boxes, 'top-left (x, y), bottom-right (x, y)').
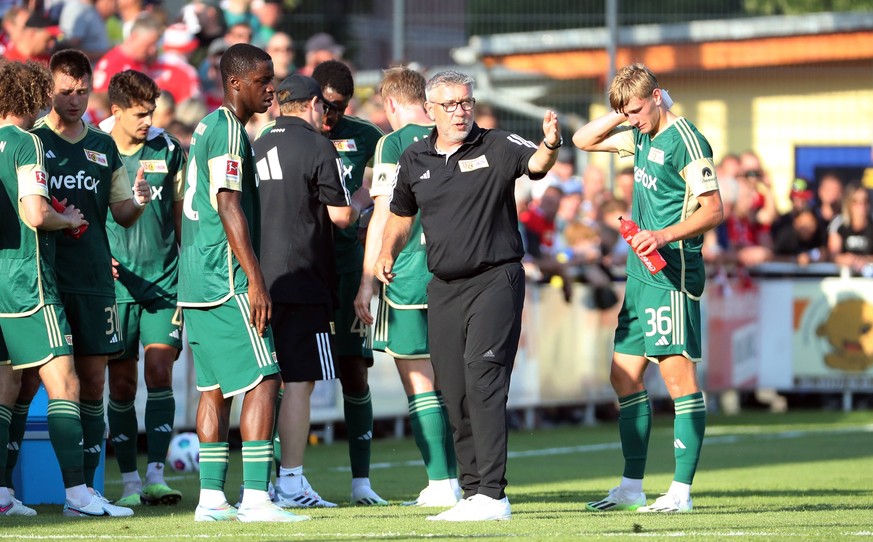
top-left (256, 115), bottom-right (351, 306)
top-left (391, 123), bottom-right (543, 281)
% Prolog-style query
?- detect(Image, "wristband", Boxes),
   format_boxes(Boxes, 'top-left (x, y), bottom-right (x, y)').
top-left (544, 136), bottom-right (563, 150)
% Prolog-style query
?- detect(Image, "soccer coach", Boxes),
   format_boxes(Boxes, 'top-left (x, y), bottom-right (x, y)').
top-left (375, 70), bottom-right (561, 522)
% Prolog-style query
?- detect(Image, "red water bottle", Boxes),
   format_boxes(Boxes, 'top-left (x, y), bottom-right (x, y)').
top-left (51, 196), bottom-right (88, 239)
top-left (619, 216), bottom-right (667, 275)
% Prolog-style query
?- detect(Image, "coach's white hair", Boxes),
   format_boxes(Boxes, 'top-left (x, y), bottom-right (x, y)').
top-left (425, 70), bottom-right (475, 100)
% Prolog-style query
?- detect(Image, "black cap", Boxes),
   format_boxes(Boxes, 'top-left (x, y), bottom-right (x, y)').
top-left (277, 74), bottom-right (325, 104)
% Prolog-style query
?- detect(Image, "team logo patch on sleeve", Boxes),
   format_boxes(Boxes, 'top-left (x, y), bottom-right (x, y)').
top-left (458, 155), bottom-right (490, 172)
top-left (226, 159), bottom-right (240, 181)
top-left (84, 149), bottom-right (109, 167)
top-left (333, 139), bottom-right (358, 152)
top-left (140, 160), bottom-right (169, 173)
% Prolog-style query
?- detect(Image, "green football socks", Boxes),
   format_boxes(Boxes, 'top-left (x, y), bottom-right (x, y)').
top-left (199, 442), bottom-right (229, 491)
top-left (145, 387), bottom-right (175, 464)
top-left (408, 391), bottom-right (457, 480)
top-left (673, 392), bottom-right (706, 484)
top-left (619, 390), bottom-right (651, 480)
top-left (242, 440), bottom-right (273, 491)
top-left (107, 398), bottom-right (138, 474)
top-left (80, 399), bottom-right (106, 487)
top-left (47, 400), bottom-right (86, 488)
top-left (343, 388), bottom-right (373, 478)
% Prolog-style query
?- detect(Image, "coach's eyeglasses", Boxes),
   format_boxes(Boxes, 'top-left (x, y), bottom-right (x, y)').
top-left (431, 98), bottom-right (476, 113)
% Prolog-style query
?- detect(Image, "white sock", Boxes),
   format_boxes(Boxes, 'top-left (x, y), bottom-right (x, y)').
top-left (198, 488), bottom-right (227, 508)
top-left (66, 484), bottom-right (92, 508)
top-left (241, 488), bottom-right (271, 506)
top-left (121, 471), bottom-right (142, 485)
top-left (276, 465), bottom-right (303, 493)
top-left (145, 462), bottom-right (165, 486)
top-left (351, 477), bottom-right (371, 491)
top-left (0, 487), bottom-right (10, 505)
top-left (427, 479), bottom-right (454, 491)
top-left (620, 477), bottom-right (644, 494)
top-left (668, 480), bottom-right (691, 500)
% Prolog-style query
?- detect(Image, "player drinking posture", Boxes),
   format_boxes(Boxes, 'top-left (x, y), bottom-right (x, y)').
top-left (573, 63), bottom-right (723, 513)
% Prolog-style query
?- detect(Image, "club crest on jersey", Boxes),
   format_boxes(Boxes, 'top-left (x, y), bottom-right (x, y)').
top-left (458, 155), bottom-right (489, 172)
top-left (647, 147), bottom-right (664, 165)
top-left (333, 139), bottom-right (357, 152)
top-left (35, 170), bottom-right (47, 187)
top-left (226, 159), bottom-right (240, 181)
top-left (140, 160), bottom-right (169, 173)
top-left (84, 149), bottom-right (108, 167)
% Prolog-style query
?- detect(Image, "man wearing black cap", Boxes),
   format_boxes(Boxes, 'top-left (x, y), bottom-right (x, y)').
top-left (254, 74), bottom-right (369, 509)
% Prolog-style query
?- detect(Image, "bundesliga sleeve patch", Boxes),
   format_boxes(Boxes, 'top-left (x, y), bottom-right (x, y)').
top-left (35, 170), bottom-right (47, 187)
top-left (226, 159), bottom-right (240, 181)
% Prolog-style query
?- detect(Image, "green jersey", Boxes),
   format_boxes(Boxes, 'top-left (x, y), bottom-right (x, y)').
top-left (178, 107), bottom-right (261, 307)
top-left (0, 125), bottom-right (61, 316)
top-left (328, 115), bottom-right (383, 273)
top-left (614, 117), bottom-right (719, 298)
top-left (32, 117), bottom-right (131, 297)
top-left (107, 129), bottom-right (185, 303)
top-left (371, 123), bottom-right (432, 308)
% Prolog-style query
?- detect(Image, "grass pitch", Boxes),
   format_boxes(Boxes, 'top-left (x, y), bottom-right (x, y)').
top-left (2, 410), bottom-right (871, 540)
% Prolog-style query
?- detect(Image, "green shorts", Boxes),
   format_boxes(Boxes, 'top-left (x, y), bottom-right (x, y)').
top-left (116, 297), bottom-right (183, 360)
top-left (613, 277), bottom-right (702, 362)
top-left (0, 304), bottom-right (74, 369)
top-left (61, 293), bottom-right (123, 357)
top-left (184, 293), bottom-right (279, 398)
top-left (371, 289), bottom-right (429, 359)
top-left (334, 269), bottom-right (373, 361)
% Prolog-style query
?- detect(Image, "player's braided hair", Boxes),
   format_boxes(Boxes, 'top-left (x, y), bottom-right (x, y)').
top-left (311, 60), bottom-right (354, 99)
top-left (0, 60), bottom-right (52, 119)
top-left (108, 70), bottom-right (160, 109)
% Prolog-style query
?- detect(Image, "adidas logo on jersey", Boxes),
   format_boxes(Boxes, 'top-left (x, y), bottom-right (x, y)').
top-left (153, 424), bottom-right (173, 433)
top-left (655, 336), bottom-right (670, 346)
top-left (169, 329), bottom-right (180, 340)
top-left (483, 349), bottom-right (495, 358)
top-left (7, 442), bottom-right (19, 451)
top-left (45, 150), bottom-right (56, 159)
top-left (674, 439), bottom-right (687, 449)
top-left (109, 334), bottom-right (119, 344)
top-left (420, 170), bottom-right (431, 179)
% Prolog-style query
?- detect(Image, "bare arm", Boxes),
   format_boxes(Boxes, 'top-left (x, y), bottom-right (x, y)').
top-left (21, 195), bottom-right (88, 231)
top-left (354, 195), bottom-right (391, 324)
top-left (572, 110), bottom-right (632, 153)
top-left (327, 185), bottom-right (369, 229)
top-left (631, 189), bottom-right (725, 256)
top-left (527, 110), bottom-right (562, 176)
top-left (217, 189), bottom-right (271, 336)
top-left (374, 213), bottom-right (414, 284)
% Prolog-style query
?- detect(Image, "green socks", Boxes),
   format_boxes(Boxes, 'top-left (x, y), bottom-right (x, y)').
top-left (107, 398), bottom-right (138, 474)
top-left (47, 400), bottom-right (86, 488)
top-left (673, 392), bottom-right (706, 485)
top-left (145, 387), bottom-right (175, 464)
top-left (79, 399), bottom-right (105, 487)
top-left (4, 402), bottom-right (29, 488)
top-left (242, 440), bottom-right (273, 491)
top-left (343, 388), bottom-right (373, 478)
top-left (0, 405), bottom-right (10, 488)
top-left (408, 391), bottom-right (456, 480)
top-left (273, 388), bottom-right (283, 474)
top-left (199, 442), bottom-right (229, 491)
top-left (619, 390), bottom-right (651, 480)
